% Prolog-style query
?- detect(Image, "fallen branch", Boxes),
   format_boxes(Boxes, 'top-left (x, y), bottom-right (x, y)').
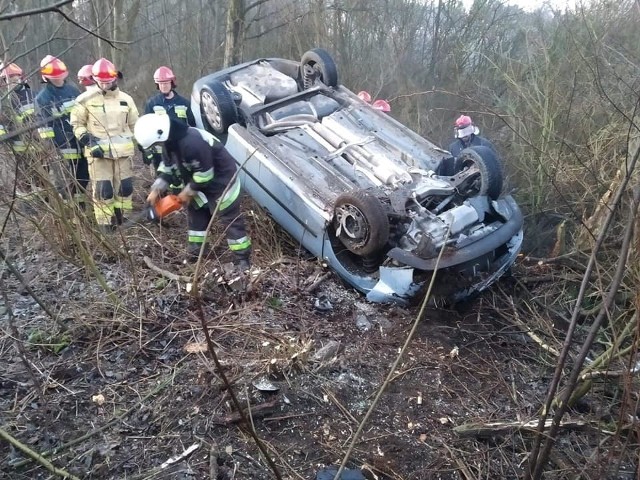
top-left (212, 399), bottom-right (279, 425)
top-left (161, 443), bottom-right (200, 469)
top-left (454, 419), bottom-right (592, 438)
top-left (0, 426), bottom-right (80, 480)
top-left (304, 271), bottom-right (332, 294)
top-left (11, 365), bottom-right (184, 469)
top-left (507, 297), bottom-right (560, 357)
top-left (143, 256), bottom-right (191, 283)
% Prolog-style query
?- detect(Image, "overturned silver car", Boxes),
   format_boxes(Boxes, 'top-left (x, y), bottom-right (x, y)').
top-left (191, 49), bottom-right (523, 304)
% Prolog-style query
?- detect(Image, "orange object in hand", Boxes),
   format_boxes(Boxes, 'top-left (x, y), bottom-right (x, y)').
top-left (150, 194), bottom-right (182, 220)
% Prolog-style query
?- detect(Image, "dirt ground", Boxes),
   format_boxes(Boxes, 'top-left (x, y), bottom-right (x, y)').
top-left (0, 173), bottom-right (637, 479)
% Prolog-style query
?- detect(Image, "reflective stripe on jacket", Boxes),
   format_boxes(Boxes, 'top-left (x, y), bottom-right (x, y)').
top-left (159, 127), bottom-right (237, 198)
top-left (70, 87), bottom-right (139, 158)
top-left (35, 82), bottom-right (81, 152)
top-left (143, 91), bottom-right (195, 126)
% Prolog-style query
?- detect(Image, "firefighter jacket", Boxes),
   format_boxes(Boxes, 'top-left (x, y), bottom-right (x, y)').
top-left (35, 82), bottom-right (81, 159)
top-left (70, 86), bottom-right (139, 159)
top-left (1, 83), bottom-right (37, 152)
top-left (157, 119), bottom-right (240, 209)
top-left (144, 91), bottom-right (195, 126)
top-left (447, 134), bottom-right (496, 158)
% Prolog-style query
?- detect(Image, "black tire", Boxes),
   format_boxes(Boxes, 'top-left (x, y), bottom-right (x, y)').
top-left (457, 146), bottom-right (503, 199)
top-left (300, 48), bottom-right (338, 88)
top-left (200, 81), bottom-right (238, 135)
top-left (333, 190), bottom-right (389, 256)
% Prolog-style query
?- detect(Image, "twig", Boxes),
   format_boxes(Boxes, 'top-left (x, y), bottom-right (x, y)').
top-left (212, 399), bottom-right (279, 425)
top-left (333, 225), bottom-right (452, 480)
top-left (323, 388), bottom-right (358, 424)
top-left (11, 365), bottom-right (184, 469)
top-left (0, 247), bottom-right (63, 329)
top-left (0, 427), bottom-right (80, 480)
top-left (143, 255), bottom-right (191, 282)
top-left (160, 443), bottom-right (200, 469)
top-left (0, 0), bottom-right (72, 20)
top-left (439, 439), bottom-right (476, 480)
top-left (454, 418), bottom-right (595, 438)
top-left (304, 271), bottom-right (332, 294)
top-left (529, 184), bottom-right (640, 479)
top-left (507, 297), bottom-right (560, 356)
top-left (209, 442), bottom-right (219, 480)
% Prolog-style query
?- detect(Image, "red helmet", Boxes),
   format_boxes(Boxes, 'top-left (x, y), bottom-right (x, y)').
top-left (0, 62), bottom-right (23, 80)
top-left (454, 115), bottom-right (479, 138)
top-left (92, 58), bottom-right (118, 82)
top-left (455, 115), bottom-right (473, 128)
top-left (372, 99), bottom-right (391, 112)
top-left (40, 55), bottom-right (69, 81)
top-left (153, 66), bottom-right (176, 85)
top-left (357, 91), bottom-right (372, 103)
top-left (77, 64), bottom-right (95, 86)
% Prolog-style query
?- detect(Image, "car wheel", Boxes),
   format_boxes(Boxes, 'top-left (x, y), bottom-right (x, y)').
top-left (333, 190), bottom-right (389, 256)
top-left (200, 82), bottom-right (238, 135)
top-left (457, 146), bottom-right (503, 199)
top-left (301, 48), bottom-right (338, 88)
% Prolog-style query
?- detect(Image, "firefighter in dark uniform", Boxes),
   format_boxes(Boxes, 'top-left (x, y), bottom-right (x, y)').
top-left (0, 62), bottom-right (39, 190)
top-left (134, 113), bottom-right (251, 267)
top-left (142, 66), bottom-right (195, 170)
top-left (35, 55), bottom-right (88, 206)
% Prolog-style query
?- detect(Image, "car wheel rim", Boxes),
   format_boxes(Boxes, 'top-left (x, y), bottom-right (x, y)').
top-left (201, 91), bottom-right (222, 130)
top-left (335, 204), bottom-right (369, 246)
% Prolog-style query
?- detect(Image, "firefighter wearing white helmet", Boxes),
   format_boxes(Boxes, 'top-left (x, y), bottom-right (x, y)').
top-left (142, 66), bottom-right (194, 170)
top-left (35, 55), bottom-right (88, 207)
top-left (134, 113), bottom-right (251, 267)
top-left (70, 58), bottom-right (139, 231)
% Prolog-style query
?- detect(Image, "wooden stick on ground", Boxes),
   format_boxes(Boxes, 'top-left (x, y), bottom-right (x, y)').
top-left (143, 256), bottom-right (191, 282)
top-left (0, 427), bottom-right (81, 480)
top-left (453, 418), bottom-right (594, 438)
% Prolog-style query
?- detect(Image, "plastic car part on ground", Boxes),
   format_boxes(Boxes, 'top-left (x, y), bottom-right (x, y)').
top-left (190, 48), bottom-right (523, 304)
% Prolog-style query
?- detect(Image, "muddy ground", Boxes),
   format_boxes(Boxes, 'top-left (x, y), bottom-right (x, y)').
top-left (0, 173), bottom-right (637, 480)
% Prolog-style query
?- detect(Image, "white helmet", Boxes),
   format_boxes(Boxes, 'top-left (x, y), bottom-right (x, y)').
top-left (134, 113), bottom-right (170, 149)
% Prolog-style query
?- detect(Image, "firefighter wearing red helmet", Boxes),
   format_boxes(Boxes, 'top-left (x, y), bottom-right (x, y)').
top-left (142, 66), bottom-right (194, 170)
top-left (77, 64), bottom-right (95, 90)
top-left (0, 61), bottom-right (39, 187)
top-left (35, 55), bottom-right (88, 207)
top-left (70, 58), bottom-right (139, 231)
top-left (447, 114), bottom-right (496, 158)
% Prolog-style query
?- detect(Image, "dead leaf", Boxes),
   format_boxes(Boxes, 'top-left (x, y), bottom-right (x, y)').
top-left (184, 342), bottom-right (208, 353)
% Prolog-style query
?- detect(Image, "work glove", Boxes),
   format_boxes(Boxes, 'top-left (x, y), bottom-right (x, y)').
top-left (142, 148), bottom-right (155, 165)
top-left (146, 189), bottom-right (160, 206)
top-left (177, 186), bottom-right (195, 205)
top-left (90, 145), bottom-right (104, 158)
top-left (78, 132), bottom-right (100, 148)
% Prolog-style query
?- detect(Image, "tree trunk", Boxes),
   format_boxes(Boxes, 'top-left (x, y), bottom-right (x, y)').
top-left (224, 0), bottom-right (245, 67)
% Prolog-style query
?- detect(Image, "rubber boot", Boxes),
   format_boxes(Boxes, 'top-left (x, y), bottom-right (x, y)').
top-left (113, 208), bottom-right (123, 225)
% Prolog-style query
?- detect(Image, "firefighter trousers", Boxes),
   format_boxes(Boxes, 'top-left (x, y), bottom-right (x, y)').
top-left (87, 155), bottom-right (134, 225)
top-left (187, 194), bottom-right (251, 261)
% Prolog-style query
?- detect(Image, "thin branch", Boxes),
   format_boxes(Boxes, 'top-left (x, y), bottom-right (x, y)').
top-left (0, 427), bottom-right (81, 480)
top-left (0, 0), bottom-right (72, 20)
top-left (53, 7), bottom-right (123, 48)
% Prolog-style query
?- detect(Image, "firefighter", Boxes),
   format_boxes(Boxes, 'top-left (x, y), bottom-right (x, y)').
top-left (70, 58), bottom-right (139, 231)
top-left (0, 62), bottom-right (39, 189)
top-left (35, 55), bottom-right (88, 206)
top-left (134, 113), bottom-right (251, 268)
top-left (77, 64), bottom-right (96, 91)
top-left (142, 66), bottom-right (195, 170)
top-left (447, 115), bottom-right (496, 158)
